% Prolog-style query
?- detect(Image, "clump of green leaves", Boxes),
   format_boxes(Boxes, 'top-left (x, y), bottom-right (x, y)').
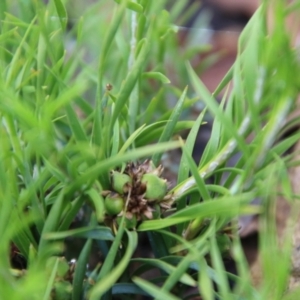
top-left (1, 0), bottom-right (300, 299)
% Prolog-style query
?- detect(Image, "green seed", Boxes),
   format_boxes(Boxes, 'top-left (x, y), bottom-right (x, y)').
top-left (104, 194), bottom-right (124, 215)
top-left (216, 234), bottom-right (231, 253)
top-left (53, 281), bottom-right (72, 300)
top-left (46, 257), bottom-right (69, 278)
top-left (57, 257), bottom-right (69, 278)
top-left (111, 171), bottom-right (132, 194)
top-left (141, 173), bottom-right (167, 201)
top-left (117, 214), bottom-right (137, 229)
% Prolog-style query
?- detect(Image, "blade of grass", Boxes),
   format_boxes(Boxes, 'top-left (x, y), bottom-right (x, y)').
top-left (131, 258), bottom-right (196, 287)
top-left (97, 0), bottom-right (132, 97)
top-left (181, 139), bottom-right (210, 201)
top-left (142, 71), bottom-right (171, 84)
top-left (53, 0), bottom-right (67, 30)
top-left (152, 86), bottom-right (187, 165)
top-left (110, 36), bottom-right (151, 137)
top-left (72, 238), bottom-right (92, 300)
top-left (136, 121), bottom-right (194, 147)
top-left (58, 196), bottom-right (85, 231)
top-left (96, 221), bottom-right (125, 282)
top-left (5, 16), bottom-right (37, 86)
top-left (114, 0), bottom-right (143, 12)
top-left (138, 193), bottom-right (259, 231)
top-left (112, 283), bottom-right (148, 296)
top-left (160, 254), bottom-right (196, 292)
top-left (118, 124), bottom-right (146, 154)
top-left (65, 103), bottom-right (88, 142)
top-left (85, 188), bottom-right (106, 223)
top-left (44, 226), bottom-right (114, 241)
top-left (198, 257), bottom-right (214, 300)
top-left (38, 189), bottom-right (66, 256)
top-left (111, 117), bottom-right (120, 156)
top-left (133, 277), bottom-right (180, 300)
top-left (42, 257), bottom-right (59, 300)
top-left (90, 230), bottom-right (138, 300)
top-left (186, 62), bottom-right (248, 156)
top-left (209, 234), bottom-right (230, 298)
top-left (177, 108), bottom-right (207, 184)
top-left (147, 231), bottom-right (170, 258)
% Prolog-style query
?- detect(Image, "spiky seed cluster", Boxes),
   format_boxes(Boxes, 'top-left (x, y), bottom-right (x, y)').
top-left (46, 257), bottom-right (76, 300)
top-left (103, 160), bottom-right (173, 224)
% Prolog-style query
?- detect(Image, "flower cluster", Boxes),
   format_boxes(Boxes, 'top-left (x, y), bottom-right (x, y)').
top-left (102, 160), bottom-right (173, 228)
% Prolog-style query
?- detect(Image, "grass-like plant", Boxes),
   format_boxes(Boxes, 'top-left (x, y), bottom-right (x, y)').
top-left (1, 0), bottom-right (300, 299)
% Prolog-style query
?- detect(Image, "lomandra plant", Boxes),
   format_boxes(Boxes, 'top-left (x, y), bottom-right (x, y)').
top-left (1, 0), bottom-right (300, 299)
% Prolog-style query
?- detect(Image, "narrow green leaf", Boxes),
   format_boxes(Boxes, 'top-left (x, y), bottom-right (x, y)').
top-left (112, 283), bottom-right (148, 296)
top-left (43, 158), bottom-right (66, 183)
top-left (111, 118), bottom-right (120, 156)
top-left (0, 0), bottom-right (7, 23)
top-left (133, 277), bottom-right (180, 300)
top-left (110, 37), bottom-right (151, 134)
top-left (171, 192), bottom-right (255, 218)
top-left (85, 188), bottom-right (106, 223)
top-left (114, 0), bottom-right (144, 12)
top-left (98, 0), bottom-right (131, 93)
top-left (210, 235), bottom-right (230, 298)
top-left (96, 223), bottom-right (125, 282)
top-left (136, 121), bottom-right (193, 147)
top-left (5, 17), bottom-right (36, 86)
top-left (142, 72), bottom-right (171, 84)
top-left (132, 258), bottom-right (196, 287)
top-left (198, 257), bottom-right (214, 300)
top-left (212, 65), bottom-right (234, 98)
top-left (138, 194), bottom-right (260, 231)
top-left (152, 86), bottom-right (188, 165)
top-left (186, 62), bottom-right (248, 155)
top-left (137, 13), bottom-right (146, 41)
top-left (206, 184), bottom-right (230, 195)
top-left (53, 0), bottom-right (67, 30)
top-left (42, 258), bottom-right (59, 300)
top-left (148, 230), bottom-right (171, 258)
top-left (92, 93), bottom-right (107, 147)
top-left (46, 81), bottom-right (88, 117)
top-left (38, 189), bottom-right (66, 255)
top-left (199, 108), bottom-right (223, 167)
top-left (0, 96), bottom-right (38, 128)
top-left (161, 255), bottom-right (195, 292)
top-left (44, 226), bottom-right (114, 241)
top-left (177, 108), bottom-right (207, 184)
top-left (118, 124), bottom-right (146, 154)
top-left (181, 140), bottom-right (210, 201)
top-left (72, 239), bottom-right (92, 300)
top-left (58, 196), bottom-right (85, 231)
top-left (90, 230), bottom-right (138, 299)
top-left (76, 16), bottom-right (84, 44)
top-left (65, 103), bottom-right (88, 142)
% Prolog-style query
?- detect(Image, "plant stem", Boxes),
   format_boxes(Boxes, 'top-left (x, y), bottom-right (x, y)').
top-left (128, 1), bottom-right (139, 137)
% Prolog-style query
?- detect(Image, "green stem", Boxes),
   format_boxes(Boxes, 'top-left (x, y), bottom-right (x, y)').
top-left (128, 1), bottom-right (139, 137)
